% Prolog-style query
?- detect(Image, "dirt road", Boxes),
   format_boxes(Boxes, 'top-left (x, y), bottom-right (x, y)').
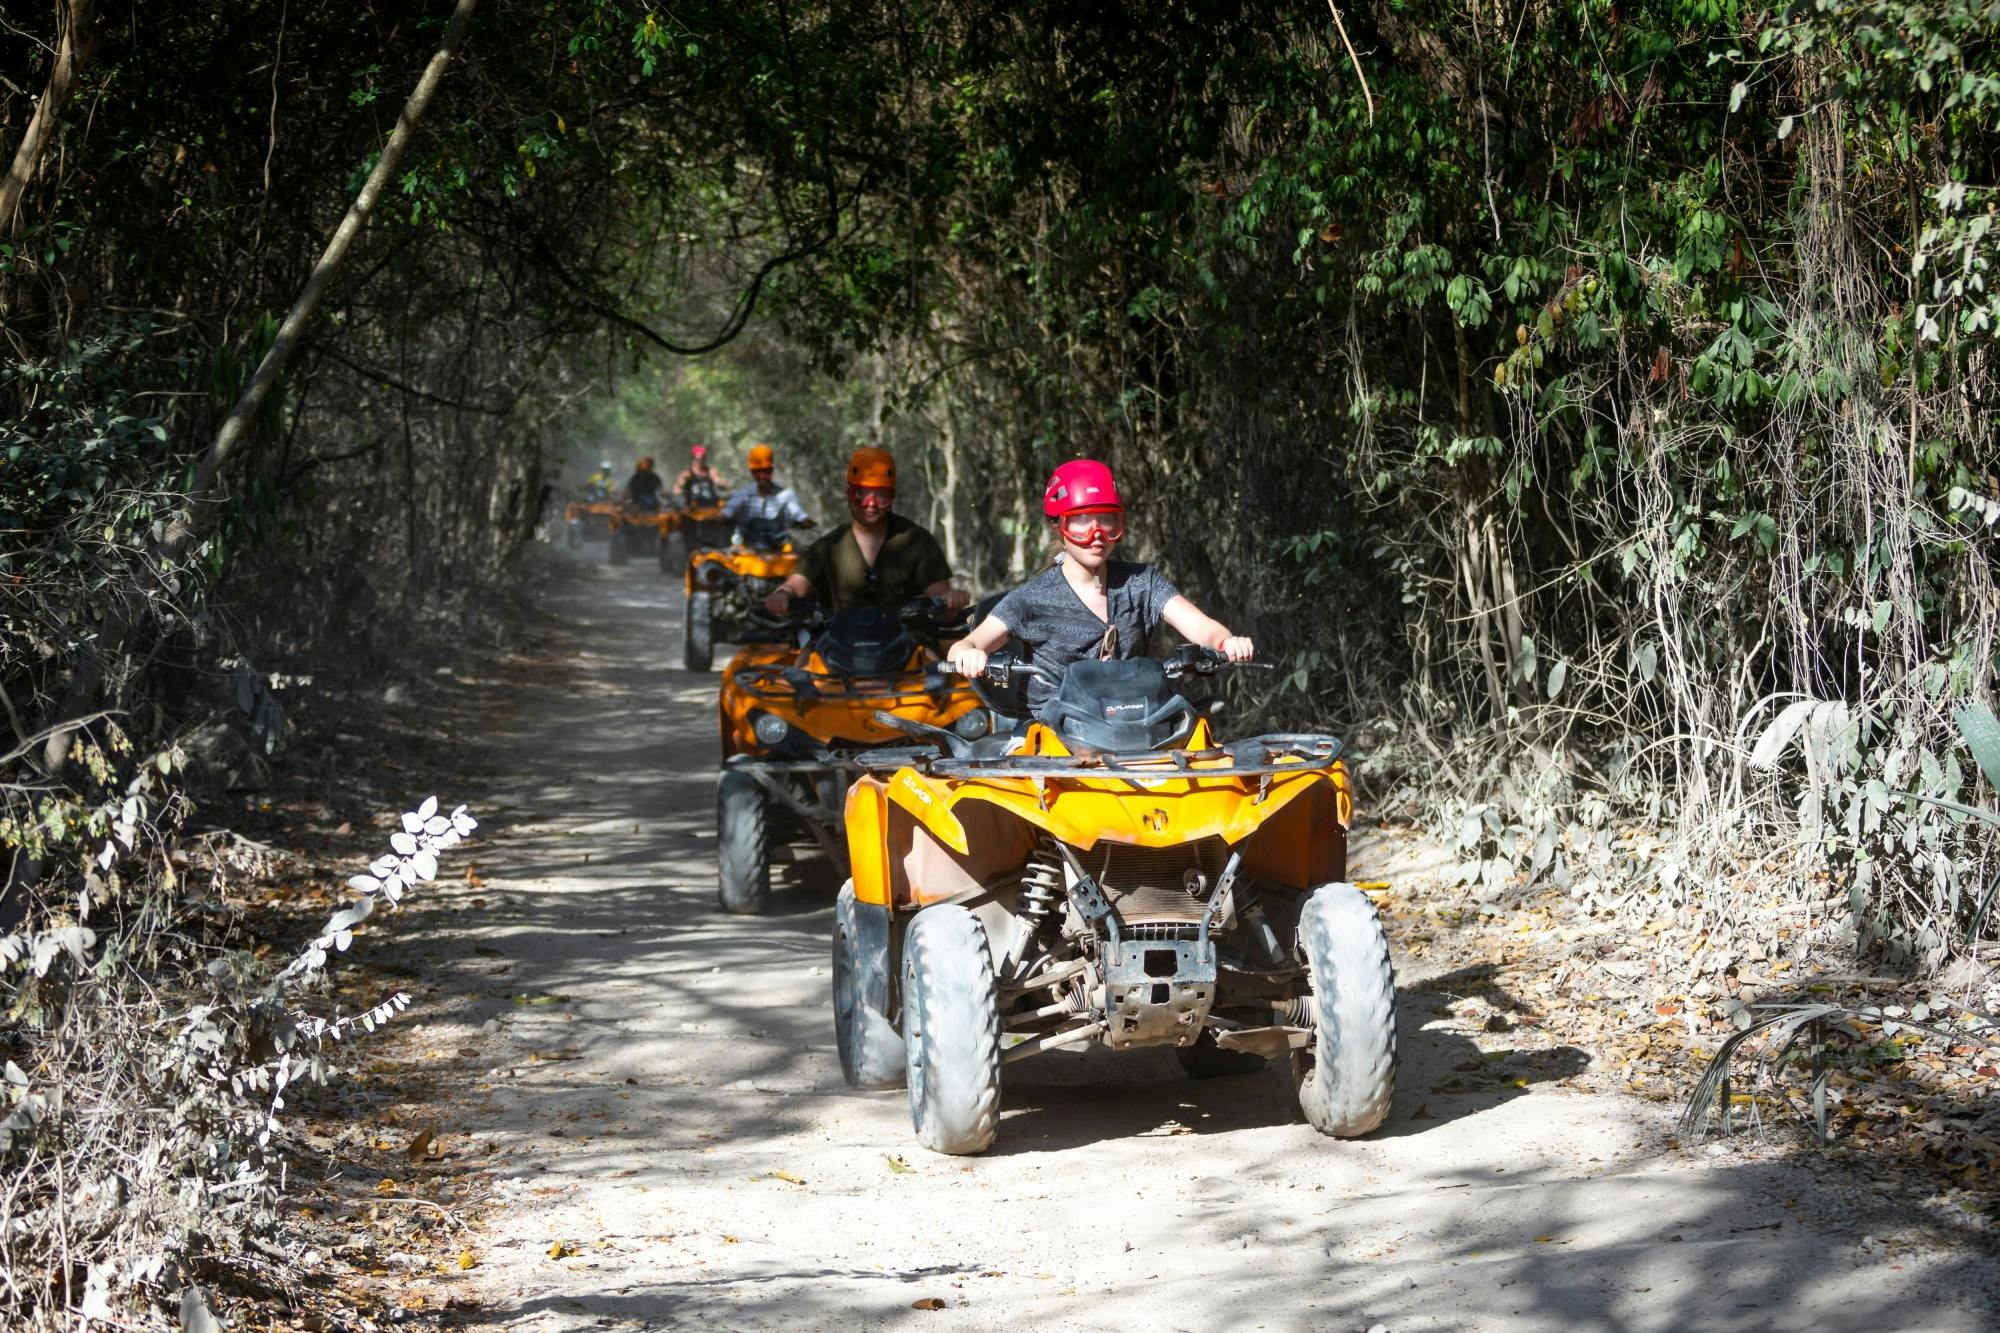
top-left (403, 550), bottom-right (1996, 1331)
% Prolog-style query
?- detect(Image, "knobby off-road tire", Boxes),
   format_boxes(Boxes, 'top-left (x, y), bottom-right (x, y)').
top-left (1176, 1029), bottom-right (1267, 1078)
top-left (715, 769), bottom-right (770, 914)
top-left (1293, 882), bottom-right (1397, 1136)
top-left (901, 906), bottom-right (1000, 1154)
top-left (607, 526), bottom-right (629, 565)
top-left (833, 881), bottom-right (905, 1088)
top-left (684, 591), bottom-right (714, 672)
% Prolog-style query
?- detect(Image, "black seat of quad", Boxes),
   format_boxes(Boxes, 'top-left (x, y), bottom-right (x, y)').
top-left (1037, 658), bottom-right (1197, 754)
top-left (819, 609), bottom-right (917, 676)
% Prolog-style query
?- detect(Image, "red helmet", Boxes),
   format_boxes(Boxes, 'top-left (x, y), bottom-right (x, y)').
top-left (1043, 459), bottom-right (1121, 517)
top-left (691, 444), bottom-right (708, 459)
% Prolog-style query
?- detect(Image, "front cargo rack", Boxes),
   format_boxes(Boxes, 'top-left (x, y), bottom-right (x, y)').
top-left (854, 732), bottom-right (1341, 781)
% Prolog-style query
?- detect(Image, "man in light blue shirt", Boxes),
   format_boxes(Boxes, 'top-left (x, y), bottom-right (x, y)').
top-left (722, 443), bottom-right (814, 549)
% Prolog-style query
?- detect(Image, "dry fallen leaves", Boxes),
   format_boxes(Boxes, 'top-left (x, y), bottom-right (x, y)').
top-left (912, 1297), bottom-right (947, 1311)
top-left (885, 1154), bottom-right (915, 1174)
top-left (547, 1240), bottom-right (579, 1260)
top-left (457, 1249), bottom-right (477, 1270)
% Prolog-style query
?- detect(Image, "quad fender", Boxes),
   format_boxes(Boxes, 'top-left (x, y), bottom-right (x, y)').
top-left (850, 757), bottom-right (1353, 905)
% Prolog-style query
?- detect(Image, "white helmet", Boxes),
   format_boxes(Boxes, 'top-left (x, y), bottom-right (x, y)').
top-left (598, 459), bottom-right (612, 471)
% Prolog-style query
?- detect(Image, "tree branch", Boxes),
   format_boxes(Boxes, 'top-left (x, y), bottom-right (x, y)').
top-left (0, 0), bottom-right (99, 238)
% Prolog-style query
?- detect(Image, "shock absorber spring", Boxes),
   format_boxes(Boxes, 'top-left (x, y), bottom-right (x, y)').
top-left (1018, 848), bottom-right (1062, 925)
top-left (1003, 843), bottom-right (1065, 978)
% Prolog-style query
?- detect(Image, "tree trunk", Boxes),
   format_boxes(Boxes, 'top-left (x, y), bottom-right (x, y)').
top-left (0, 0), bottom-right (99, 241)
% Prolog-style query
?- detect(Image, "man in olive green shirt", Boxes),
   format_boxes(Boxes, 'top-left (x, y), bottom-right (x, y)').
top-left (765, 446), bottom-right (969, 613)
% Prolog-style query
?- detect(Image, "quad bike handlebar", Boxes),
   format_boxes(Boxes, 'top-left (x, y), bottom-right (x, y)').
top-left (943, 645), bottom-right (1272, 690)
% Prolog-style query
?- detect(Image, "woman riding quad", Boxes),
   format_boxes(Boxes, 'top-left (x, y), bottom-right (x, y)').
top-left (946, 459), bottom-right (1252, 696)
top-left (672, 444), bottom-right (729, 508)
top-left (722, 443), bottom-right (815, 548)
top-left (766, 446), bottom-right (969, 613)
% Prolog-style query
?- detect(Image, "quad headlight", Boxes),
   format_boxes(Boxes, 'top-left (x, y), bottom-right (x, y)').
top-left (751, 711), bottom-right (794, 748)
top-left (953, 710), bottom-right (993, 740)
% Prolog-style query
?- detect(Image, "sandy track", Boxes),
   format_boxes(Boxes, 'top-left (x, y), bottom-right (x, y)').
top-left (407, 549), bottom-right (1995, 1332)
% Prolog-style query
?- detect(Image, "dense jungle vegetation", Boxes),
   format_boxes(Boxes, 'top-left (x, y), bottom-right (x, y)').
top-left (2, 0), bottom-right (1996, 1324)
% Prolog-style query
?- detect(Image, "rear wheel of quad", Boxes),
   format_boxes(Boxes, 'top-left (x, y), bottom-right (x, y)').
top-left (901, 906), bottom-right (1000, 1155)
top-left (683, 591), bottom-right (714, 672)
top-left (715, 769), bottom-right (769, 914)
top-left (833, 881), bottom-right (906, 1088)
top-left (659, 531), bottom-right (681, 573)
top-left (608, 526), bottom-right (628, 565)
top-left (1293, 883), bottom-right (1398, 1137)
top-left (1176, 1030), bottom-right (1267, 1079)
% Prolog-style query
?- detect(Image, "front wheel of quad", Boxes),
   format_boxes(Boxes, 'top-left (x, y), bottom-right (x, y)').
top-left (715, 769), bottom-right (769, 914)
top-left (901, 906), bottom-right (1000, 1155)
top-left (1293, 883), bottom-right (1398, 1137)
top-left (683, 590), bottom-right (714, 672)
top-left (833, 881), bottom-right (905, 1088)
top-left (1176, 1030), bottom-right (1267, 1079)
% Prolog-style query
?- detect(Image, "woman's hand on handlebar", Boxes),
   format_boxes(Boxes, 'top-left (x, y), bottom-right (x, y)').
top-left (763, 587), bottom-right (793, 616)
top-left (1216, 634), bottom-right (1255, 662)
top-left (946, 642), bottom-right (988, 679)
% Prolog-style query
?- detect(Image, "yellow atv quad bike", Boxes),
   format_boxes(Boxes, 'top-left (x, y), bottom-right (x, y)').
top-left (835, 645), bottom-right (1390, 1155)
top-left (605, 499), bottom-right (667, 566)
top-left (562, 496), bottom-right (619, 548)
top-left (648, 507), bottom-right (687, 573)
top-left (715, 597), bottom-right (993, 914)
top-left (681, 516), bottom-right (801, 672)
top-left (673, 472), bottom-right (732, 560)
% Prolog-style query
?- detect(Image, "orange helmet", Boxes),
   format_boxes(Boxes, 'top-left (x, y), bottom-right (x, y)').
top-left (636, 455), bottom-right (654, 471)
top-left (847, 446), bottom-right (896, 488)
top-left (747, 443), bottom-right (775, 470)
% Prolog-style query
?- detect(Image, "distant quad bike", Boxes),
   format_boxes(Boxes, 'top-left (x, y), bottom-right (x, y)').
top-left (680, 517), bottom-right (801, 673)
top-left (714, 598), bottom-right (992, 915)
top-left (563, 496), bottom-right (619, 548)
top-left (835, 646), bottom-right (1391, 1155)
top-left (605, 500), bottom-right (665, 566)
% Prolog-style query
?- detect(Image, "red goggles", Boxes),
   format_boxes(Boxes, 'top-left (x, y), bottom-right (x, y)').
top-left (1059, 509), bottom-right (1125, 543)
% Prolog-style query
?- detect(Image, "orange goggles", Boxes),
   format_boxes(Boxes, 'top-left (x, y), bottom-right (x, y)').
top-left (1059, 509), bottom-right (1125, 543)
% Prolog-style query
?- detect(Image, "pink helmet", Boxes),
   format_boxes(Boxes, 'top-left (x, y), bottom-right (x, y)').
top-left (1043, 459), bottom-right (1121, 517)
top-left (691, 444), bottom-right (708, 459)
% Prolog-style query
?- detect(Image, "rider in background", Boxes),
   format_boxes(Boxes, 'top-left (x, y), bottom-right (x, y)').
top-left (946, 459), bottom-right (1251, 709)
top-left (722, 443), bottom-right (814, 548)
top-left (672, 444), bottom-right (728, 508)
top-left (625, 455), bottom-right (664, 509)
top-left (765, 446), bottom-right (968, 613)
top-left (584, 459), bottom-right (615, 498)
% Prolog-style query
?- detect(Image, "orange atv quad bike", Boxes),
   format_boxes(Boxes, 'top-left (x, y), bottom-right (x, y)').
top-left (680, 516), bottom-right (800, 672)
top-left (715, 597), bottom-right (994, 914)
top-left (834, 645), bottom-right (1391, 1156)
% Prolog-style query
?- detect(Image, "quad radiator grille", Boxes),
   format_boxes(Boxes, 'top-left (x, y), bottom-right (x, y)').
top-left (1089, 839), bottom-right (1230, 923)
